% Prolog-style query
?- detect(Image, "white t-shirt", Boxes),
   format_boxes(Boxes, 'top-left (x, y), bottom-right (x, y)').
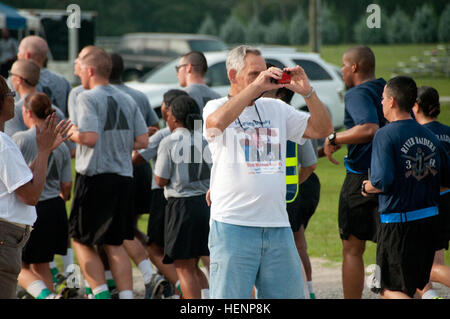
top-left (203, 96), bottom-right (310, 227)
top-left (0, 132), bottom-right (36, 225)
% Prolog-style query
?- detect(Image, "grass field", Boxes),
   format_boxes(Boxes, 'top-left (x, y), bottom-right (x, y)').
top-left (61, 43), bottom-right (450, 271)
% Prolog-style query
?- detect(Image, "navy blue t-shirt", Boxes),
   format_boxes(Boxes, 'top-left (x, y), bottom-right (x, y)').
top-left (344, 78), bottom-right (386, 173)
top-left (423, 121), bottom-right (450, 155)
top-left (370, 119), bottom-right (449, 214)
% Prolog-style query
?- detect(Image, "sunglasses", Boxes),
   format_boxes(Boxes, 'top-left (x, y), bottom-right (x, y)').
top-left (5, 90), bottom-right (16, 98)
top-left (9, 71), bottom-right (33, 86)
top-left (175, 63), bottom-right (199, 73)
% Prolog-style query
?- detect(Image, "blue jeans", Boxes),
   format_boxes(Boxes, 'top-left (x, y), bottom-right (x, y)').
top-left (208, 220), bottom-right (305, 299)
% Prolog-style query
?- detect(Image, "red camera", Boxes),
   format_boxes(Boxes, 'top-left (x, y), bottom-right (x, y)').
top-left (270, 71), bottom-right (291, 84)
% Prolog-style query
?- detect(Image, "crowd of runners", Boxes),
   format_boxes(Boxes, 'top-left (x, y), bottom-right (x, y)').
top-left (0, 35), bottom-right (448, 300)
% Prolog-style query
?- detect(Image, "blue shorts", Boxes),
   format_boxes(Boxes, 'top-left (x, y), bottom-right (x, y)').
top-left (208, 220), bottom-right (305, 299)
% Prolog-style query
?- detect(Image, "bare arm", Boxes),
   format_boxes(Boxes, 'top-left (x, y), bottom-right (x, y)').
top-left (324, 123), bottom-right (379, 165)
top-left (154, 175), bottom-right (169, 188)
top-left (134, 133), bottom-right (149, 150)
top-left (298, 163), bottom-right (316, 185)
top-left (69, 125), bottom-right (98, 148)
top-left (60, 181), bottom-right (72, 201)
top-left (361, 180), bottom-right (382, 197)
top-left (284, 66), bottom-right (333, 139)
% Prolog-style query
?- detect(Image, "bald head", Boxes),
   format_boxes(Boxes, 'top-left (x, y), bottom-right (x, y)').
top-left (344, 46), bottom-right (376, 76)
top-left (18, 36), bottom-right (49, 67)
top-left (79, 46), bottom-right (112, 80)
top-left (11, 60), bottom-right (41, 87)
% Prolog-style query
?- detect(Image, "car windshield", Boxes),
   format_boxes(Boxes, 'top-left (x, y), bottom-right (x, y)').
top-left (141, 58), bottom-right (178, 84)
top-left (188, 40), bottom-right (227, 52)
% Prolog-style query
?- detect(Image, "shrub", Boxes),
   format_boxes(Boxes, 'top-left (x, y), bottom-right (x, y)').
top-left (219, 15), bottom-right (246, 44)
top-left (320, 4), bottom-right (340, 45)
top-left (245, 15), bottom-right (266, 44)
top-left (410, 4), bottom-right (437, 43)
top-left (288, 8), bottom-right (309, 45)
top-left (438, 4), bottom-right (450, 42)
top-left (198, 14), bottom-right (218, 36)
top-left (265, 19), bottom-right (289, 45)
top-left (386, 8), bottom-right (412, 44)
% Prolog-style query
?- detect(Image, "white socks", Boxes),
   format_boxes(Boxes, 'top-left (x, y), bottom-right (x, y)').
top-left (138, 259), bottom-right (155, 284)
top-left (27, 280), bottom-right (55, 299)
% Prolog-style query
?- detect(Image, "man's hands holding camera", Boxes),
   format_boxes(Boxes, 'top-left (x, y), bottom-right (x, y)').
top-left (252, 65), bottom-right (314, 98)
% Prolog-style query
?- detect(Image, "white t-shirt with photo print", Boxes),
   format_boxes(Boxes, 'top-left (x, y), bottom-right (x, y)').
top-left (203, 96), bottom-right (310, 227)
top-left (0, 132), bottom-right (36, 225)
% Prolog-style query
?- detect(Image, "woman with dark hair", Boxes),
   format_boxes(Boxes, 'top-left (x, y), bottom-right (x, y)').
top-left (153, 95), bottom-right (211, 299)
top-left (0, 76), bottom-right (71, 299)
top-left (12, 92), bottom-right (73, 299)
top-left (413, 86), bottom-right (450, 290)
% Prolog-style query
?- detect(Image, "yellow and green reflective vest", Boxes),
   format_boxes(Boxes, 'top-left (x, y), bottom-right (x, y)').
top-left (286, 140), bottom-right (299, 203)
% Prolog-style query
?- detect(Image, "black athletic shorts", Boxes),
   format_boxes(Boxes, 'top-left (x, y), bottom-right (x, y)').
top-left (22, 197), bottom-right (68, 264)
top-left (163, 195), bottom-right (210, 264)
top-left (132, 162), bottom-right (153, 216)
top-left (338, 172), bottom-right (379, 242)
top-left (436, 192), bottom-right (450, 251)
top-left (376, 215), bottom-right (438, 297)
top-left (147, 188), bottom-right (167, 247)
top-left (287, 172), bottom-right (321, 232)
top-left (69, 173), bottom-right (135, 246)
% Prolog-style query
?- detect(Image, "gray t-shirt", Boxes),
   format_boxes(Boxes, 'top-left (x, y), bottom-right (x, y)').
top-left (298, 139), bottom-right (317, 168)
top-left (71, 85), bottom-right (148, 177)
top-left (36, 68), bottom-right (72, 117)
top-left (139, 127), bottom-right (171, 189)
top-left (184, 83), bottom-right (221, 112)
top-left (154, 128), bottom-right (211, 198)
top-left (4, 95), bottom-right (75, 151)
top-left (67, 85), bottom-right (85, 121)
top-left (12, 127), bottom-right (72, 201)
top-left (113, 84), bottom-right (159, 127)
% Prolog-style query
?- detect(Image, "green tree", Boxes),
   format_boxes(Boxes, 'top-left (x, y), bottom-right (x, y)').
top-left (264, 19), bottom-right (289, 45)
top-left (386, 8), bottom-right (412, 44)
top-left (245, 15), bottom-right (266, 44)
top-left (198, 14), bottom-right (218, 36)
top-left (438, 4), bottom-right (450, 42)
top-left (219, 15), bottom-right (245, 44)
top-left (410, 4), bottom-right (437, 43)
top-left (288, 8), bottom-right (308, 45)
top-left (320, 3), bottom-right (340, 44)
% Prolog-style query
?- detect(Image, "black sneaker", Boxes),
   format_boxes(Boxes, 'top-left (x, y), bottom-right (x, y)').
top-left (145, 274), bottom-right (169, 299)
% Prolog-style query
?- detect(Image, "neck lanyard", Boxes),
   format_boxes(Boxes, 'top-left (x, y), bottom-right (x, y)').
top-left (228, 94), bottom-right (264, 130)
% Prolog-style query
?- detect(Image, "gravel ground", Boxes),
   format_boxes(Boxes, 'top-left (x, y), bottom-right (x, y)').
top-left (130, 257), bottom-right (450, 299)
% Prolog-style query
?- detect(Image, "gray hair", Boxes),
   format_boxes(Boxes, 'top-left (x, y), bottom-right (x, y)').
top-left (226, 45), bottom-right (261, 75)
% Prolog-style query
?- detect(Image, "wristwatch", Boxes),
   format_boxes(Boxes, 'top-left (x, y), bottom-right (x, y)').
top-left (327, 131), bottom-right (337, 146)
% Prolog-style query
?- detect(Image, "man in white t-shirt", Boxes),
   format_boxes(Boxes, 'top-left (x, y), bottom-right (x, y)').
top-left (0, 76), bottom-right (71, 298)
top-left (203, 45), bottom-right (333, 299)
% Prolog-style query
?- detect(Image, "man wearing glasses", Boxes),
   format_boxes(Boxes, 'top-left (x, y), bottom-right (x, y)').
top-left (5, 60), bottom-right (66, 139)
top-left (176, 51), bottom-right (220, 111)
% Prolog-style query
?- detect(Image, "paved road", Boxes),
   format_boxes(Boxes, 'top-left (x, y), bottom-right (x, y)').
top-left (129, 257), bottom-right (450, 299)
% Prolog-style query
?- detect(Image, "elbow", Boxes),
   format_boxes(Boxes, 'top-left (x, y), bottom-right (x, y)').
top-left (134, 136), bottom-right (149, 150)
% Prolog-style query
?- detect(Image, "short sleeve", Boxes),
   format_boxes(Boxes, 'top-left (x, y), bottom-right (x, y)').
top-left (370, 130), bottom-right (395, 192)
top-left (0, 144), bottom-right (33, 193)
top-left (77, 93), bottom-right (99, 133)
top-left (345, 89), bottom-right (380, 126)
top-left (285, 103), bottom-right (310, 145)
top-left (154, 139), bottom-right (172, 180)
top-left (297, 139), bottom-right (317, 168)
top-left (60, 146), bottom-right (73, 183)
top-left (133, 105), bottom-right (149, 138)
